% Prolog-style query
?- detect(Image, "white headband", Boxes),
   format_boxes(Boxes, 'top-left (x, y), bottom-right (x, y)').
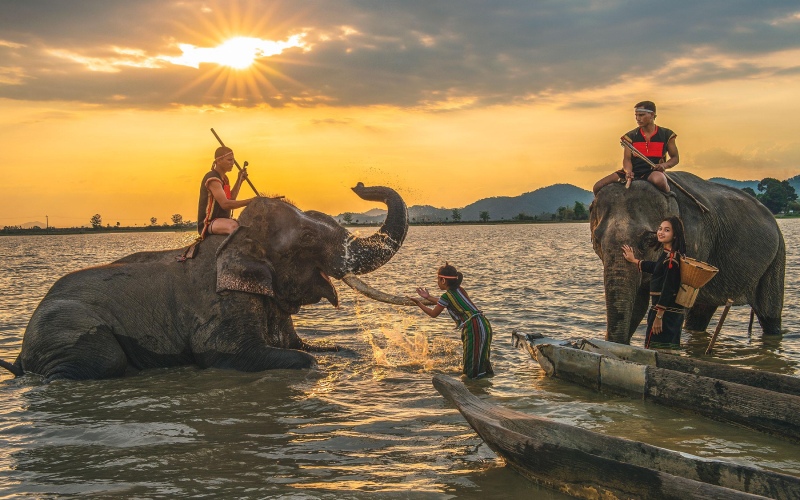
top-left (635, 107), bottom-right (655, 114)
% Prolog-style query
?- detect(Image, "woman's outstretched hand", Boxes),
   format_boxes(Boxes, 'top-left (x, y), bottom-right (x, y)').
top-left (621, 245), bottom-right (638, 264)
top-left (415, 287), bottom-right (433, 301)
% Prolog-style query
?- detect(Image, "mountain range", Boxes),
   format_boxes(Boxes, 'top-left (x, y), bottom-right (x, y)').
top-left (15, 175), bottom-right (800, 228)
top-left (336, 174), bottom-right (800, 223)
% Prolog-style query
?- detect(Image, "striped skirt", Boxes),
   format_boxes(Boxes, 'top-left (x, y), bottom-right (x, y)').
top-left (461, 313), bottom-right (493, 379)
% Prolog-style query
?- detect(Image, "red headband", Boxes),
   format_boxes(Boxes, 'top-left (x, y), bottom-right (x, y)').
top-left (438, 274), bottom-right (458, 279)
top-left (215, 151), bottom-right (233, 162)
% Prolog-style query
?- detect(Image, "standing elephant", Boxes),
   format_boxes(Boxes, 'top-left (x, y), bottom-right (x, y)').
top-left (0, 183), bottom-right (407, 381)
top-left (590, 172), bottom-right (784, 344)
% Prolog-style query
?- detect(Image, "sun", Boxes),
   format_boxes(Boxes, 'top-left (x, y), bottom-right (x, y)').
top-left (168, 35), bottom-right (306, 70)
top-left (209, 37), bottom-right (260, 69)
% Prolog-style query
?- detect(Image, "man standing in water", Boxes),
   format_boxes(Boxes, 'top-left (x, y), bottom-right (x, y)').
top-left (593, 101), bottom-right (679, 195)
top-left (197, 146), bottom-right (254, 236)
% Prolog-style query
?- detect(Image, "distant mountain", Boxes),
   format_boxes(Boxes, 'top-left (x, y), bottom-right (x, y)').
top-left (787, 175), bottom-right (800, 192)
top-left (337, 184), bottom-right (593, 223)
top-left (362, 208), bottom-right (388, 217)
top-left (708, 178), bottom-right (759, 191)
top-left (460, 184), bottom-right (593, 221)
top-left (338, 174), bottom-right (800, 224)
top-left (21, 221), bottom-right (47, 229)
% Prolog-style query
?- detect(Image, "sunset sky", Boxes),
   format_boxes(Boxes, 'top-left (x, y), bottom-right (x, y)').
top-left (2, 1), bottom-right (800, 227)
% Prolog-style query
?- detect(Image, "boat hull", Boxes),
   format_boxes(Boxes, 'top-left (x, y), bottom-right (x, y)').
top-left (433, 374), bottom-right (800, 500)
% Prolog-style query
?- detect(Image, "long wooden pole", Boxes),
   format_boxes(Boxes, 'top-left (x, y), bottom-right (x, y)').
top-left (705, 298), bottom-right (734, 355)
top-left (210, 128), bottom-right (261, 197)
top-left (620, 138), bottom-right (709, 213)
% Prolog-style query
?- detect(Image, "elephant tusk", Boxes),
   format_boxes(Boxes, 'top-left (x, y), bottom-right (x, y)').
top-left (341, 274), bottom-right (437, 306)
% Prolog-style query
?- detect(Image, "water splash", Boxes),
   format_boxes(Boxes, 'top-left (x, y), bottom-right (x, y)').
top-left (353, 295), bottom-right (454, 372)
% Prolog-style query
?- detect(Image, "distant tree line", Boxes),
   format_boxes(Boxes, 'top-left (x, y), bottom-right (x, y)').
top-left (339, 202), bottom-right (590, 226)
top-left (1, 213), bottom-right (198, 234)
top-left (554, 201), bottom-right (589, 221)
top-left (83, 213), bottom-right (196, 229)
top-left (742, 178), bottom-right (799, 214)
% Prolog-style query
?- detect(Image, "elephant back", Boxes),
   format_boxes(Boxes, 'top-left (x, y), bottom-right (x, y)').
top-left (667, 171), bottom-right (784, 303)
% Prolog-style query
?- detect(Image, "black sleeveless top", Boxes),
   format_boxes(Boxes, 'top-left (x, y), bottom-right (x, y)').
top-left (197, 170), bottom-right (231, 234)
top-left (624, 126), bottom-right (676, 175)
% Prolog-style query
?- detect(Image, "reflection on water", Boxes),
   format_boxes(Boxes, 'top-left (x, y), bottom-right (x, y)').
top-left (1, 222), bottom-right (799, 498)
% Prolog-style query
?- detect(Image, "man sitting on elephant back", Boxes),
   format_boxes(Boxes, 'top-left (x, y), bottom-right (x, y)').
top-left (198, 146), bottom-right (255, 237)
top-left (593, 101), bottom-right (680, 195)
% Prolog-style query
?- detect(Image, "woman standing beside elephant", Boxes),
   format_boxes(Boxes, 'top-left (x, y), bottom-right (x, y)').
top-left (622, 216), bottom-right (686, 349)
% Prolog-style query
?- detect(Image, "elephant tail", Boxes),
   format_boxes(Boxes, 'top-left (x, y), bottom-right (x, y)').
top-left (0, 358), bottom-right (23, 377)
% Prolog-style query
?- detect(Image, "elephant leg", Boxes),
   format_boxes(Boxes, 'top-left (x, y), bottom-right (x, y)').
top-left (685, 302), bottom-right (717, 332)
top-left (300, 341), bottom-right (340, 353)
top-left (753, 313), bottom-right (782, 336)
top-left (46, 328), bottom-right (129, 381)
top-left (21, 301), bottom-right (128, 381)
top-left (193, 308), bottom-right (317, 371)
top-left (627, 288), bottom-right (650, 343)
top-left (196, 345), bottom-right (316, 371)
top-left (269, 313), bottom-right (341, 352)
top-left (751, 249), bottom-right (785, 336)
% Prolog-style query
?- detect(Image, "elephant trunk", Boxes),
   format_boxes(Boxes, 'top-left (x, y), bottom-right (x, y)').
top-left (603, 256), bottom-right (641, 344)
top-left (341, 183), bottom-right (408, 275)
top-left (341, 274), bottom-right (436, 306)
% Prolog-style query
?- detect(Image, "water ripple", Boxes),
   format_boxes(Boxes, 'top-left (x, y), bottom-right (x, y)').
top-left (0, 223), bottom-right (798, 497)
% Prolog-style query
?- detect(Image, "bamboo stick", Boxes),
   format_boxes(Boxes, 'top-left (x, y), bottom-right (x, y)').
top-left (211, 128), bottom-right (261, 197)
top-left (705, 298), bottom-right (734, 354)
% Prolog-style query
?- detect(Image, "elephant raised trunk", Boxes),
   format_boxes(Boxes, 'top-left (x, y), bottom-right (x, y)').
top-left (341, 182), bottom-right (408, 275)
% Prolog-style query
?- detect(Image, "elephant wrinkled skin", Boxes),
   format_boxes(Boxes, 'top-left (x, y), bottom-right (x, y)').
top-left (1, 183), bottom-right (408, 381)
top-left (591, 172), bottom-right (784, 344)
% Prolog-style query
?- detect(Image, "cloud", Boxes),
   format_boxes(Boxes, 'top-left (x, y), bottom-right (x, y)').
top-left (693, 148), bottom-right (788, 175)
top-left (575, 162), bottom-right (617, 174)
top-left (1, 1), bottom-right (799, 109)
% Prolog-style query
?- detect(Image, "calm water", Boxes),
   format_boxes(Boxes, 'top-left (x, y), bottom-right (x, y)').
top-left (1, 223), bottom-right (799, 499)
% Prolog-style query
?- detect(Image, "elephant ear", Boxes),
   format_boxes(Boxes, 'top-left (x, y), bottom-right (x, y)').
top-left (215, 226), bottom-right (274, 296)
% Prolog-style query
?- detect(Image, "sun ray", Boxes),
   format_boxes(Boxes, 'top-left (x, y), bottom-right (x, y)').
top-left (163, 0), bottom-right (329, 107)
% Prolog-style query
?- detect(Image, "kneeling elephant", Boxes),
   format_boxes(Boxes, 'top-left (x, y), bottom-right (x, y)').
top-left (0, 184), bottom-right (407, 381)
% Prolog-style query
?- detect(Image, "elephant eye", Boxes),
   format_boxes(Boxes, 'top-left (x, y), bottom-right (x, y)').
top-left (300, 230), bottom-right (317, 245)
top-left (638, 230), bottom-right (657, 251)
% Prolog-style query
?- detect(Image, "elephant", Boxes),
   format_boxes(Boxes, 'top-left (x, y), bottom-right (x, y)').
top-left (0, 183), bottom-right (408, 381)
top-left (590, 171), bottom-right (785, 344)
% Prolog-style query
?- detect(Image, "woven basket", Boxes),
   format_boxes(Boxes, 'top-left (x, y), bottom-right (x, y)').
top-left (680, 256), bottom-right (718, 288)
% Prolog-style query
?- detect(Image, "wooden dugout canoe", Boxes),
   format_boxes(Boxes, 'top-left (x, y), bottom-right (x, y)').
top-left (433, 374), bottom-right (800, 499)
top-left (512, 332), bottom-right (800, 442)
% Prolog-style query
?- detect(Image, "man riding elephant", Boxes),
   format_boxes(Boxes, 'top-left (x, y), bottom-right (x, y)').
top-left (591, 171), bottom-right (784, 344)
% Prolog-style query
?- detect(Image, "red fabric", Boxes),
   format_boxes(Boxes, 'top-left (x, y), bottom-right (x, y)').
top-left (633, 141), bottom-right (665, 158)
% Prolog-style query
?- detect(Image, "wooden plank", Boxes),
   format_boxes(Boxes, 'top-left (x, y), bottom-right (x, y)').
top-left (536, 344), bottom-right (600, 390)
top-left (600, 356), bottom-right (647, 395)
top-left (577, 337), bottom-right (800, 398)
top-left (579, 338), bottom-right (658, 366)
top-left (655, 354), bottom-right (800, 398)
top-left (538, 343), bottom-right (649, 396)
top-left (520, 338), bottom-right (800, 443)
top-left (645, 366), bottom-right (800, 441)
top-left (433, 375), bottom-right (799, 499)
